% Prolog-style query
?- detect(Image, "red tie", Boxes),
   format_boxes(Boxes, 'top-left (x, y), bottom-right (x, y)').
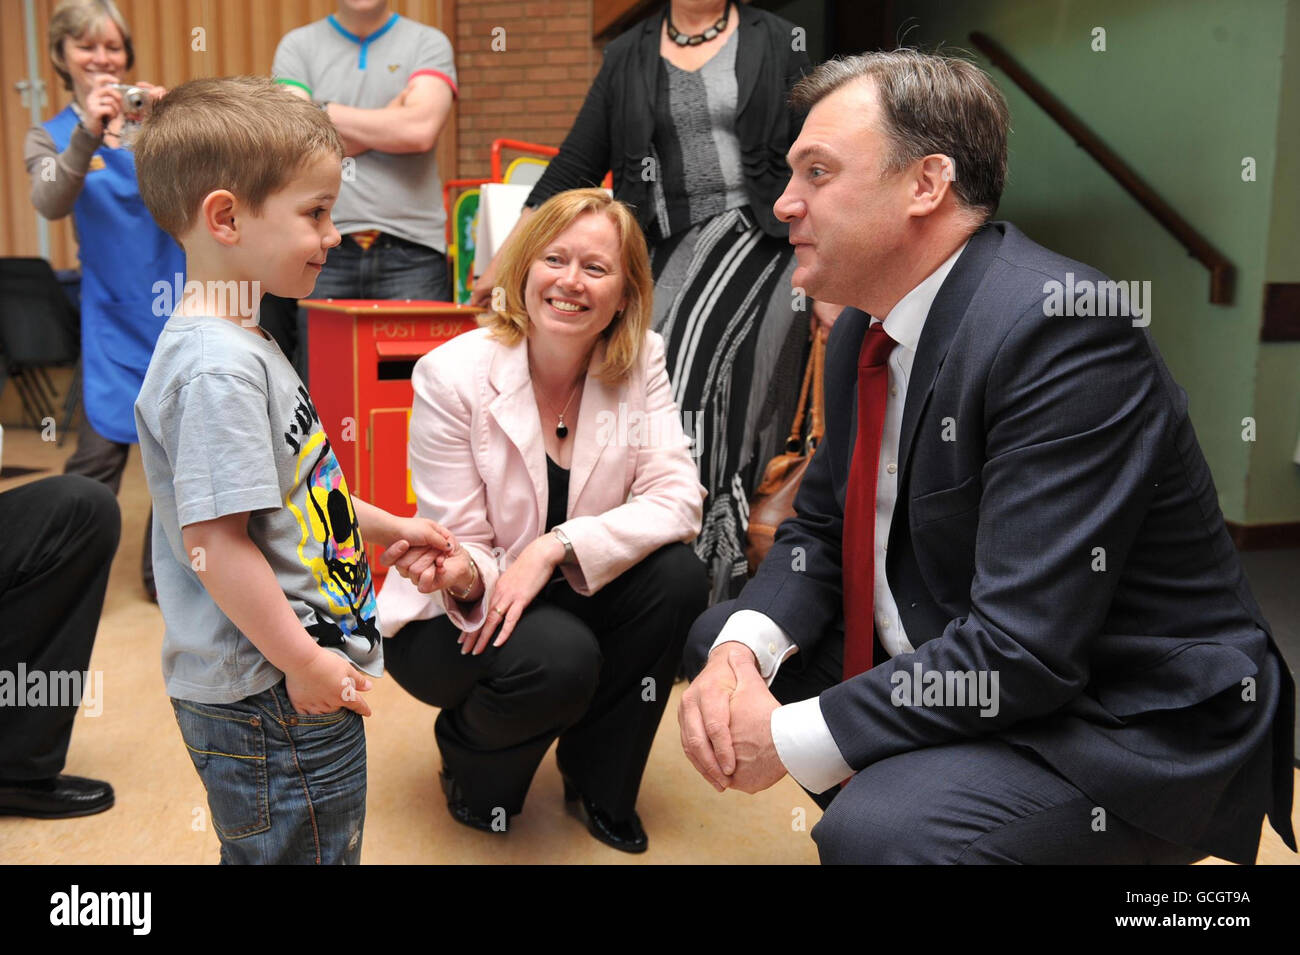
top-left (842, 322), bottom-right (897, 680)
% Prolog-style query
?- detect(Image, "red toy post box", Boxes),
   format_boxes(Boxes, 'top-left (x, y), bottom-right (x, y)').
top-left (304, 299), bottom-right (480, 574)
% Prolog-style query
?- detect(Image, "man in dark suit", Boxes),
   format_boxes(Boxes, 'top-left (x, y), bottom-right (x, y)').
top-left (678, 50), bottom-right (1296, 864)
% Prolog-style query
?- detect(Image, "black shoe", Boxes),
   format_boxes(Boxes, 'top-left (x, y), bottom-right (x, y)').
top-left (0, 774), bottom-right (114, 819)
top-left (562, 774), bottom-right (647, 854)
top-left (438, 769), bottom-right (504, 833)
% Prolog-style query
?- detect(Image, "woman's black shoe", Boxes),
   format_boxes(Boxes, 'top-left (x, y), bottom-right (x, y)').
top-left (562, 774), bottom-right (647, 853)
top-left (439, 769), bottom-right (503, 833)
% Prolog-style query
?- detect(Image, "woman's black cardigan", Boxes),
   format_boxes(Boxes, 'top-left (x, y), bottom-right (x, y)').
top-left (524, 4), bottom-right (813, 240)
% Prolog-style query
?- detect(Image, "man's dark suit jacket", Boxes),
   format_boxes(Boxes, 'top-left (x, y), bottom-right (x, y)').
top-left (737, 221), bottom-right (1295, 865)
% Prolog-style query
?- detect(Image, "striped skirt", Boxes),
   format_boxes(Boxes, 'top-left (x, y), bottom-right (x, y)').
top-left (650, 206), bottom-right (808, 605)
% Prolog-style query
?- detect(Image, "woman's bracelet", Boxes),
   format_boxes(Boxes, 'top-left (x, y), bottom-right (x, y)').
top-left (446, 551), bottom-right (480, 603)
top-left (552, 527), bottom-right (576, 566)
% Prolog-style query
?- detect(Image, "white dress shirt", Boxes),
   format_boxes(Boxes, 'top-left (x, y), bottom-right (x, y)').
top-left (712, 241), bottom-right (969, 794)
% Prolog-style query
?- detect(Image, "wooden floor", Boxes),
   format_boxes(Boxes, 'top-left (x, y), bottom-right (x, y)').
top-left (0, 426), bottom-right (1294, 865)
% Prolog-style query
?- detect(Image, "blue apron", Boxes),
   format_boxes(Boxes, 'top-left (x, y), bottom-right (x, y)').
top-left (45, 106), bottom-right (185, 444)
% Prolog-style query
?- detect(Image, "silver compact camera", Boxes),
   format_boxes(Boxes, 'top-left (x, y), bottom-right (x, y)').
top-left (108, 83), bottom-right (149, 114)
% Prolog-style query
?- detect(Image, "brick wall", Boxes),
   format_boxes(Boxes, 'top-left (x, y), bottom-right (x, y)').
top-left (454, 0), bottom-right (603, 181)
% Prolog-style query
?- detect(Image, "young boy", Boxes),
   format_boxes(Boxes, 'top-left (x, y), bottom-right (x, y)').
top-left (133, 76), bottom-right (451, 864)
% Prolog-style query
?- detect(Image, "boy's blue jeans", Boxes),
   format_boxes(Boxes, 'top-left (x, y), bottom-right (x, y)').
top-left (171, 681), bottom-right (366, 864)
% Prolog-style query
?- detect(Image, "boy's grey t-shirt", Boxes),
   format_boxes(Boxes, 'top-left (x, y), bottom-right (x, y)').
top-left (135, 314), bottom-right (382, 704)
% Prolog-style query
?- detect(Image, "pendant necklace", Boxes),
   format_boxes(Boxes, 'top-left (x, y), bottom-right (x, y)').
top-left (535, 373), bottom-right (583, 439)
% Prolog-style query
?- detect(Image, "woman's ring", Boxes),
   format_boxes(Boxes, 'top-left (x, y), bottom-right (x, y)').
top-left (494, 606), bottom-right (506, 615)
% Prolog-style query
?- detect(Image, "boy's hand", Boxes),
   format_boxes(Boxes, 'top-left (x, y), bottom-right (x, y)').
top-left (383, 539), bottom-right (474, 596)
top-left (285, 648), bottom-right (374, 717)
top-left (355, 499), bottom-right (454, 552)
top-left (379, 516), bottom-right (456, 578)
top-left (389, 515), bottom-right (456, 554)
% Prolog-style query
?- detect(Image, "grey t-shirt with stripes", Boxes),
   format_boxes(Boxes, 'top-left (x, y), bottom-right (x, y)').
top-left (273, 14), bottom-right (457, 253)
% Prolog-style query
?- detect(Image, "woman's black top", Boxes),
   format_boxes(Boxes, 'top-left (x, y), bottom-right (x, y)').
top-left (545, 455), bottom-right (570, 532)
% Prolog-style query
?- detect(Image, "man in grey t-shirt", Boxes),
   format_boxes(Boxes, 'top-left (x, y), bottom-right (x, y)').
top-left (273, 0), bottom-right (458, 380)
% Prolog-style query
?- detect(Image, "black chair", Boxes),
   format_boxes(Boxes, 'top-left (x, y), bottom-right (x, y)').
top-left (0, 257), bottom-right (81, 441)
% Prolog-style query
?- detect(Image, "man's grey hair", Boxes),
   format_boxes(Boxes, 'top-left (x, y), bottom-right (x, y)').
top-left (791, 50), bottom-right (1010, 220)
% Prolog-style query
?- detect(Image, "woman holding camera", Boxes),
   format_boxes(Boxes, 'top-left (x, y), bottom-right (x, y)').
top-left (23, 0), bottom-right (184, 598)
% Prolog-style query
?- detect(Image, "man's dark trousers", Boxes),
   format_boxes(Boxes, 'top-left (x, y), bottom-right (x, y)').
top-left (685, 604), bottom-right (1234, 864)
top-left (0, 475), bottom-right (119, 780)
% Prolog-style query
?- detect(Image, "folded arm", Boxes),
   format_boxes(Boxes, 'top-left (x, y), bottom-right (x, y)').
top-left (325, 74), bottom-right (453, 155)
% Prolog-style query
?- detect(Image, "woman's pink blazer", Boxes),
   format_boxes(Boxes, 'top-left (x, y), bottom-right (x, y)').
top-left (377, 325), bottom-right (706, 639)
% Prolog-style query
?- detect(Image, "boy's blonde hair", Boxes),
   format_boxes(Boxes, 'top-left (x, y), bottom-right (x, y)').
top-left (135, 76), bottom-right (343, 245)
top-left (485, 189), bottom-right (653, 383)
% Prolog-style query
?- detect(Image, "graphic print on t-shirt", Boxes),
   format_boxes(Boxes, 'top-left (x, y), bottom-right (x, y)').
top-left (283, 386), bottom-right (380, 651)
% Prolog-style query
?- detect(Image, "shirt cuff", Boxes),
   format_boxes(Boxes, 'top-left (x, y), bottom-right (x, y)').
top-left (710, 609), bottom-right (797, 685)
top-left (771, 697), bottom-right (854, 795)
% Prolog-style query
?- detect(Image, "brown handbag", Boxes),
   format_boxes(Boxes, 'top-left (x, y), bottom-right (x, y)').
top-left (745, 330), bottom-right (826, 575)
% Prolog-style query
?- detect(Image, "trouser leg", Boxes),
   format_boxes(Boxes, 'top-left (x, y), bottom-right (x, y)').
top-left (0, 476), bottom-right (120, 779)
top-left (551, 543), bottom-right (708, 819)
top-left (383, 606), bottom-right (602, 817)
top-left (60, 417), bottom-right (142, 590)
top-left (813, 737), bottom-right (1206, 864)
top-left (171, 683), bottom-right (368, 864)
top-left (62, 414), bottom-right (128, 494)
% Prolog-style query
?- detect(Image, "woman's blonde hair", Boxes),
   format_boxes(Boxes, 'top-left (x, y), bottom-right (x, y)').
top-left (49, 0), bottom-right (134, 92)
top-left (484, 189), bottom-right (653, 382)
